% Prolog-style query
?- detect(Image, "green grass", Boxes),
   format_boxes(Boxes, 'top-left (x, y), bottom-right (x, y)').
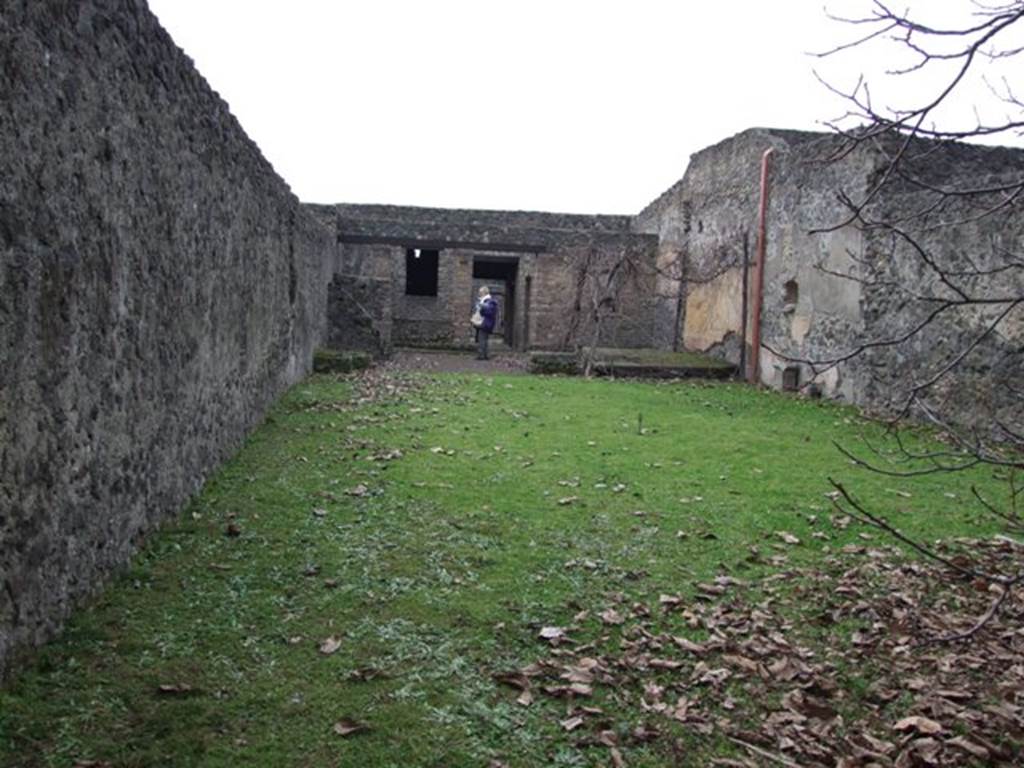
top-left (0, 373), bottom-right (1008, 767)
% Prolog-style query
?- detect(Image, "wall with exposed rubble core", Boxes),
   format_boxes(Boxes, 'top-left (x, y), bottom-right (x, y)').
top-left (851, 138), bottom-right (1024, 432)
top-left (0, 0), bottom-right (331, 675)
top-left (310, 204), bottom-right (660, 352)
top-left (636, 128), bottom-right (1024, 430)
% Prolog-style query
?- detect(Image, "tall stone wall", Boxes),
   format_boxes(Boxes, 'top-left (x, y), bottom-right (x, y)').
top-left (637, 127), bottom-right (1023, 429)
top-left (634, 132), bottom-right (772, 352)
top-left (636, 128), bottom-right (884, 398)
top-left (753, 134), bottom-right (873, 399)
top-left (851, 139), bottom-right (1024, 430)
top-left (0, 0), bottom-right (331, 674)
top-left (635, 129), bottom-right (837, 363)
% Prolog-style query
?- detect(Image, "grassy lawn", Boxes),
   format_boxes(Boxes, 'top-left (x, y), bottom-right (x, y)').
top-left (1, 370), bottom-right (1017, 767)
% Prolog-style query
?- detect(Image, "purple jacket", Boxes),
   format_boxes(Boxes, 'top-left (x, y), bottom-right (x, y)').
top-left (477, 296), bottom-right (498, 333)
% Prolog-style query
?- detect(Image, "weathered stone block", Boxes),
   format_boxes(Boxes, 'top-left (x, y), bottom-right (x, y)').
top-left (528, 352), bottom-right (580, 375)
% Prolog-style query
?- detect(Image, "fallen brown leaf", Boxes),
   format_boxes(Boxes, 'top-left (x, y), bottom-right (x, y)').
top-left (947, 735), bottom-right (989, 759)
top-left (538, 626), bottom-right (568, 645)
top-left (560, 715), bottom-right (585, 732)
top-left (319, 636), bottom-right (342, 655)
top-left (893, 715), bottom-right (942, 735)
top-left (332, 718), bottom-right (369, 737)
top-left (599, 608), bottom-right (625, 625)
top-left (156, 683), bottom-right (194, 696)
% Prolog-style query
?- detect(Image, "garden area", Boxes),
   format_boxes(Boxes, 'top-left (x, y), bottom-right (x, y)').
top-left (1, 366), bottom-right (1021, 767)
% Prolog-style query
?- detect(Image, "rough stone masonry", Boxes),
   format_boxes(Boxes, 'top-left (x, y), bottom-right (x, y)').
top-left (634, 127), bottom-right (1024, 430)
top-left (0, 0), bottom-right (331, 674)
top-left (2, 1), bottom-right (1022, 677)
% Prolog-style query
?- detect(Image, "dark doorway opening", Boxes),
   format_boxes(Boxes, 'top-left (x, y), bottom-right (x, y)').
top-left (473, 257), bottom-right (519, 349)
top-left (782, 365), bottom-right (801, 392)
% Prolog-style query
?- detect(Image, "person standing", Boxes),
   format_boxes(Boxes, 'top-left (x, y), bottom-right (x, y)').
top-left (473, 285), bottom-right (498, 360)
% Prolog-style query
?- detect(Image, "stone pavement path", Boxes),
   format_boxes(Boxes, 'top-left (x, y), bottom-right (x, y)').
top-left (385, 346), bottom-right (530, 375)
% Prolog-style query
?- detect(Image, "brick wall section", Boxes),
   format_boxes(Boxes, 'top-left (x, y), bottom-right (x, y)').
top-left (390, 248), bottom-right (468, 347)
top-left (0, 0), bottom-right (331, 674)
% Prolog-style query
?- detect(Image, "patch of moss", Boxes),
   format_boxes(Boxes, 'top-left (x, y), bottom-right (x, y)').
top-left (312, 348), bottom-right (371, 373)
top-left (527, 352), bottom-right (579, 375)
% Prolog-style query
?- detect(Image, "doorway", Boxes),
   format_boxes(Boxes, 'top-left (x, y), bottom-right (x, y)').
top-left (472, 257), bottom-right (519, 349)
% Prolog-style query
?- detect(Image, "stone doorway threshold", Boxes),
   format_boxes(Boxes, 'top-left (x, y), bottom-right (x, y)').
top-left (385, 346), bottom-right (736, 380)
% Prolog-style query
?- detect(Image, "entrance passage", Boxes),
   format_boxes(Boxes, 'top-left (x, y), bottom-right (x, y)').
top-left (473, 256), bottom-right (519, 349)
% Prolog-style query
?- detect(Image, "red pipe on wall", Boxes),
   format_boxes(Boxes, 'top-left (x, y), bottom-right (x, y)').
top-left (748, 148), bottom-right (774, 384)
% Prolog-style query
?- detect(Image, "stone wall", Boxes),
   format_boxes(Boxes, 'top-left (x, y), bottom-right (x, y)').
top-left (326, 275), bottom-right (391, 356)
top-left (636, 128), bottom-right (887, 399)
top-left (636, 127), bottom-right (1023, 428)
top-left (392, 247), bottom-right (470, 347)
top-left (851, 138), bottom-right (1024, 430)
top-left (634, 129), bottom-right (835, 365)
top-left (754, 133), bottom-right (872, 400)
top-left (314, 204), bottom-right (660, 352)
top-left (0, 0), bottom-right (331, 674)
top-left (335, 203), bottom-right (634, 239)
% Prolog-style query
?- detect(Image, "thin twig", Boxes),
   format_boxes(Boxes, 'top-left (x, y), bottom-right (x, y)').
top-left (727, 736), bottom-right (802, 768)
top-left (827, 478), bottom-right (1001, 583)
top-left (928, 584), bottom-right (1011, 643)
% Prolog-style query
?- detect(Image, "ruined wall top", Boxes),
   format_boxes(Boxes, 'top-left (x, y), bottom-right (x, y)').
top-left (633, 127), bottom-right (831, 230)
top-left (335, 203), bottom-right (635, 233)
top-left (316, 203), bottom-right (655, 253)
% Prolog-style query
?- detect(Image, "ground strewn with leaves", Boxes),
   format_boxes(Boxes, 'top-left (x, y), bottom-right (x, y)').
top-left (2, 369), bottom-right (1021, 767)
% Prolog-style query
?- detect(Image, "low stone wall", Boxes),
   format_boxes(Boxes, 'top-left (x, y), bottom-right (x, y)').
top-left (0, 0), bottom-right (330, 674)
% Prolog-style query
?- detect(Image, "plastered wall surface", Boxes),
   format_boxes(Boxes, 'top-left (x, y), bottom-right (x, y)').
top-left (636, 128), bottom-right (875, 395)
top-left (637, 127), bottom-right (1023, 428)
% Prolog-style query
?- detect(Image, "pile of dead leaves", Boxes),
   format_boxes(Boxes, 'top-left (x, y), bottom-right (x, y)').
top-left (494, 537), bottom-right (1023, 766)
top-left (348, 365), bottom-right (425, 407)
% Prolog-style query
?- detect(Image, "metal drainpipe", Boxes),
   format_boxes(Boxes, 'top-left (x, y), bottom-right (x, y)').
top-left (748, 148), bottom-right (774, 384)
top-left (739, 231), bottom-right (749, 378)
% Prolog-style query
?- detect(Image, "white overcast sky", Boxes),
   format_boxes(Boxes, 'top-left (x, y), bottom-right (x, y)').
top-left (148, 1), bottom-right (1024, 214)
